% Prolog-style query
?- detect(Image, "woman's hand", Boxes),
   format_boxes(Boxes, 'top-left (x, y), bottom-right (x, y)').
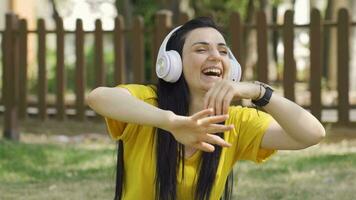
top-left (204, 81), bottom-right (261, 115)
top-left (161, 108), bottom-right (234, 152)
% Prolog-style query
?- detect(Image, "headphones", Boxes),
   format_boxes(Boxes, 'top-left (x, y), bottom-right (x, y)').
top-left (156, 26), bottom-right (242, 83)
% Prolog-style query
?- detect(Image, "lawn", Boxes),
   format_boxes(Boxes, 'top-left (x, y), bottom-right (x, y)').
top-left (0, 121), bottom-right (355, 200)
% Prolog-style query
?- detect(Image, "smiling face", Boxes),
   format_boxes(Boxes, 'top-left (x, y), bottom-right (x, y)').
top-left (182, 27), bottom-right (231, 94)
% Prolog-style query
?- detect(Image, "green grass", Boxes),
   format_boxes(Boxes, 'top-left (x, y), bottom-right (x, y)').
top-left (234, 144), bottom-right (356, 200)
top-left (1, 134), bottom-right (356, 200)
top-left (0, 139), bottom-right (117, 200)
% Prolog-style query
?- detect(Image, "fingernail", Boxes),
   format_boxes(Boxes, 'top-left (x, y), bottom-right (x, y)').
top-left (225, 142), bottom-right (232, 147)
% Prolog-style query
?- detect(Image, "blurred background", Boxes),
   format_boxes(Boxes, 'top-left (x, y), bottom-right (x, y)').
top-left (0, 0), bottom-right (356, 199)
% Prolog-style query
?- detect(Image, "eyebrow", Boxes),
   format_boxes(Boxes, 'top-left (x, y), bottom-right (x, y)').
top-left (191, 41), bottom-right (227, 47)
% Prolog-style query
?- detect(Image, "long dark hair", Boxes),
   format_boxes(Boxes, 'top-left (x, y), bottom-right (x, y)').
top-left (155, 17), bottom-right (234, 200)
top-left (114, 17), bottom-right (234, 200)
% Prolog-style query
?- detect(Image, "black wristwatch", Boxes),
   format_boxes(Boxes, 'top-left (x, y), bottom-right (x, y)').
top-left (251, 82), bottom-right (274, 107)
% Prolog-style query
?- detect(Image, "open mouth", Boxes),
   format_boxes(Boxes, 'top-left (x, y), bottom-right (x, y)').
top-left (201, 67), bottom-right (222, 77)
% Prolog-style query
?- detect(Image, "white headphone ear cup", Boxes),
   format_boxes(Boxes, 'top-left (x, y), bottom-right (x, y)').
top-left (164, 50), bottom-right (182, 83)
top-left (229, 59), bottom-right (242, 82)
top-left (156, 53), bottom-right (170, 79)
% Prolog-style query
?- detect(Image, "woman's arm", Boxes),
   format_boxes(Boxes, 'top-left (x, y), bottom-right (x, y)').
top-left (87, 87), bottom-right (172, 128)
top-left (261, 87), bottom-right (325, 149)
top-left (203, 81), bottom-right (326, 150)
top-left (87, 87), bottom-right (233, 152)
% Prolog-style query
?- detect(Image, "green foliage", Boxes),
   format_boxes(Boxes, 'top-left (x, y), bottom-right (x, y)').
top-left (193, 0), bottom-right (248, 22)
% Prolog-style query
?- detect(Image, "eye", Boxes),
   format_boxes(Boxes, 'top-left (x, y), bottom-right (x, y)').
top-left (196, 49), bottom-right (206, 53)
top-left (219, 50), bottom-right (228, 55)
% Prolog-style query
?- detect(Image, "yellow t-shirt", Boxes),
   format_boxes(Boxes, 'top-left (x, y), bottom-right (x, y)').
top-left (105, 84), bottom-right (276, 200)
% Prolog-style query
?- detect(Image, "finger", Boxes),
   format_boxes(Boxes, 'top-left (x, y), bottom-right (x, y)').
top-left (204, 84), bottom-right (216, 109)
top-left (191, 108), bottom-right (214, 121)
top-left (198, 114), bottom-right (229, 126)
top-left (222, 92), bottom-right (234, 115)
top-left (201, 134), bottom-right (231, 147)
top-left (206, 124), bottom-right (235, 134)
top-left (194, 142), bottom-right (215, 152)
top-left (207, 84), bottom-right (224, 115)
top-left (203, 90), bottom-right (211, 110)
top-left (204, 93), bottom-right (215, 113)
top-left (204, 82), bottom-right (222, 112)
top-left (214, 86), bottom-right (230, 116)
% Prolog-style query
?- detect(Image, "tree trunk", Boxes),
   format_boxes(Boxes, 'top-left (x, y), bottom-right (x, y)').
top-left (116, 0), bottom-right (133, 27)
top-left (49, 0), bottom-right (61, 21)
top-left (350, 0), bottom-right (356, 91)
top-left (243, 0), bottom-right (256, 80)
top-left (326, 0), bottom-right (348, 89)
top-left (322, 0), bottom-right (332, 80)
top-left (115, 0), bottom-right (134, 81)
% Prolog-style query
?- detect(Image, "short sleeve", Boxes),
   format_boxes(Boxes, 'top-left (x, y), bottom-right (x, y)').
top-left (104, 84), bottom-right (157, 141)
top-left (228, 106), bottom-right (277, 163)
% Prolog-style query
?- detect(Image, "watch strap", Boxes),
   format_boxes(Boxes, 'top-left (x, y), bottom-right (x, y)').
top-left (252, 83), bottom-right (273, 107)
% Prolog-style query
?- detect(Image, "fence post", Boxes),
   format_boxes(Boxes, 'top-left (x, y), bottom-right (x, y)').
top-left (256, 10), bottom-right (268, 83)
top-left (152, 10), bottom-right (172, 84)
top-left (310, 9), bottom-right (322, 121)
top-left (283, 10), bottom-right (296, 101)
top-left (337, 8), bottom-right (350, 125)
top-left (56, 17), bottom-right (66, 120)
top-left (18, 19), bottom-right (28, 119)
top-left (132, 16), bottom-right (145, 84)
top-left (114, 15), bottom-right (126, 85)
top-left (37, 18), bottom-right (47, 120)
top-left (229, 12), bottom-right (245, 80)
top-left (3, 13), bottom-right (20, 140)
top-left (95, 19), bottom-right (105, 87)
top-left (75, 19), bottom-right (86, 121)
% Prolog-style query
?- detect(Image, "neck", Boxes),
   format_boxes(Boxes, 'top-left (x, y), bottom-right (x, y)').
top-left (188, 89), bottom-right (206, 115)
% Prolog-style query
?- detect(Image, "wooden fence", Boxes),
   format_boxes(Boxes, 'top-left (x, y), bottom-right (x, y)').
top-left (1, 9), bottom-right (355, 139)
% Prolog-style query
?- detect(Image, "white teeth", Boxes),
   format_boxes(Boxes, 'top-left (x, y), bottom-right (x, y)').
top-left (202, 68), bottom-right (222, 76)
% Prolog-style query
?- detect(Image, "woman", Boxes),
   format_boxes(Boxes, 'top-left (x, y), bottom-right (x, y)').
top-left (87, 17), bottom-right (325, 200)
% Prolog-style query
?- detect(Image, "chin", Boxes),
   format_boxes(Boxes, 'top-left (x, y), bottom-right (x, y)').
top-left (200, 82), bottom-right (215, 92)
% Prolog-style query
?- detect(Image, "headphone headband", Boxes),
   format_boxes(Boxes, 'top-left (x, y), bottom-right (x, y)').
top-left (156, 25), bottom-right (242, 83)
top-left (158, 26), bottom-right (182, 61)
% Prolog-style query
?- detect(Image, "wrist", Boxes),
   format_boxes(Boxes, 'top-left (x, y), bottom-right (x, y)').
top-left (252, 83), bottom-right (266, 101)
top-left (251, 82), bottom-right (274, 107)
top-left (158, 110), bottom-right (176, 131)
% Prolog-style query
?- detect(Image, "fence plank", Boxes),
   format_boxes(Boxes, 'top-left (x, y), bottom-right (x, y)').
top-left (114, 15), bottom-right (126, 85)
top-left (337, 8), bottom-right (350, 125)
top-left (256, 10), bottom-right (268, 83)
top-left (95, 19), bottom-right (105, 87)
top-left (56, 17), bottom-right (66, 120)
top-left (310, 9), bottom-right (322, 120)
top-left (18, 19), bottom-right (28, 119)
top-left (283, 10), bottom-right (296, 101)
top-left (229, 12), bottom-right (245, 80)
top-left (153, 10), bottom-right (173, 84)
top-left (132, 16), bottom-right (145, 84)
top-left (37, 19), bottom-right (47, 120)
top-left (75, 19), bottom-right (86, 121)
top-left (3, 13), bottom-right (20, 140)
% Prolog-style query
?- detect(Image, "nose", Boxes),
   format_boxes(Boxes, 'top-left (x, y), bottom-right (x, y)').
top-left (208, 48), bottom-right (222, 61)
